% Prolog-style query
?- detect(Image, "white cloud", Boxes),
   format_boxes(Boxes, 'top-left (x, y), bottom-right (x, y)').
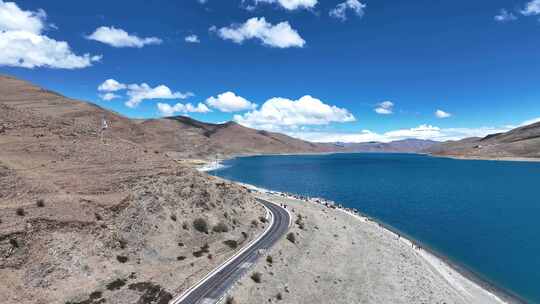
top-left (435, 109), bottom-right (452, 118)
top-left (266, 116), bottom-right (540, 143)
top-left (185, 34), bottom-right (200, 43)
top-left (214, 17), bottom-right (305, 48)
top-left (244, 0), bottom-right (317, 10)
top-left (157, 102), bottom-right (210, 116)
top-left (495, 9), bottom-right (517, 22)
top-left (206, 91), bottom-right (257, 112)
top-left (126, 83), bottom-right (194, 108)
top-left (0, 1), bottom-right (100, 69)
top-left (374, 101), bottom-right (394, 115)
top-left (86, 26), bottom-right (162, 48)
top-left (288, 124), bottom-right (514, 143)
top-left (330, 0), bottom-right (366, 21)
top-left (233, 95), bottom-right (355, 131)
top-left (0, 0), bottom-right (45, 33)
top-left (99, 92), bottom-right (120, 101)
top-left (521, 0), bottom-right (540, 15)
top-left (96, 79), bottom-right (194, 108)
top-left (98, 79), bottom-right (126, 92)
top-left (520, 117), bottom-right (540, 126)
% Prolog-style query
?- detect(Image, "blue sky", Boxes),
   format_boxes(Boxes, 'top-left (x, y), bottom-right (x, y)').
top-left (1, 0), bottom-right (540, 142)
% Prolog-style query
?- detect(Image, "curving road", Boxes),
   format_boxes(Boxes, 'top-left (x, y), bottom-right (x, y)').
top-left (170, 198), bottom-right (291, 304)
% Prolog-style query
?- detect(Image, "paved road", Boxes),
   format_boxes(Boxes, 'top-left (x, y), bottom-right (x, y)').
top-left (170, 198), bottom-right (291, 304)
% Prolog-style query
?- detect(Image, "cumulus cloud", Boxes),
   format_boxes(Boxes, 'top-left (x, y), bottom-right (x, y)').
top-left (374, 101), bottom-right (394, 115)
top-left (98, 79), bottom-right (126, 92)
top-left (0, 1), bottom-right (100, 69)
top-left (99, 93), bottom-right (121, 101)
top-left (157, 102), bottom-right (210, 116)
top-left (521, 0), bottom-right (540, 15)
top-left (435, 109), bottom-right (452, 118)
top-left (185, 34), bottom-right (200, 43)
top-left (243, 0), bottom-right (317, 10)
top-left (96, 79), bottom-right (194, 108)
top-left (494, 9), bottom-right (517, 22)
top-left (205, 91), bottom-right (257, 112)
top-left (213, 17), bottom-right (305, 48)
top-left (233, 95), bottom-right (355, 131)
top-left (86, 26), bottom-right (162, 48)
top-left (0, 0), bottom-right (46, 33)
top-left (330, 0), bottom-right (366, 21)
top-left (126, 83), bottom-right (194, 108)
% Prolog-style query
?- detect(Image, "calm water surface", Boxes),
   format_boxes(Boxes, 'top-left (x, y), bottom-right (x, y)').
top-left (211, 153), bottom-right (540, 303)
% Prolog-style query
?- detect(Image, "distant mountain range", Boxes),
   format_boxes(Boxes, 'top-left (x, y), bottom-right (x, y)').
top-left (426, 122), bottom-right (540, 160)
top-left (333, 139), bottom-right (439, 153)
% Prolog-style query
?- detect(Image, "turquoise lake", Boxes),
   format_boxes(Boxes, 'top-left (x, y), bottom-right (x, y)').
top-left (210, 153), bottom-right (540, 303)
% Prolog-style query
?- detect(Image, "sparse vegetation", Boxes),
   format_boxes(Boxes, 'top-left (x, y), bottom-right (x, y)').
top-left (9, 239), bottom-right (19, 248)
top-left (170, 214), bottom-right (177, 222)
top-left (276, 292), bottom-right (283, 301)
top-left (94, 213), bottom-right (102, 221)
top-left (16, 208), bottom-right (25, 216)
top-left (36, 199), bottom-right (45, 207)
top-left (106, 278), bottom-right (126, 291)
top-left (251, 272), bottom-right (262, 283)
top-left (193, 218), bottom-right (209, 234)
top-left (295, 214), bottom-right (305, 230)
top-left (193, 243), bottom-right (210, 257)
top-left (266, 255), bottom-right (273, 264)
top-left (182, 222), bottom-right (189, 230)
top-left (223, 240), bottom-right (238, 249)
top-left (118, 239), bottom-right (128, 249)
top-left (212, 222), bottom-right (229, 233)
top-left (286, 232), bottom-right (296, 244)
top-left (116, 255), bottom-right (128, 263)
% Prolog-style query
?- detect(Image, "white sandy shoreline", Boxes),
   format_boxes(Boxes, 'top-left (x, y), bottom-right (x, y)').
top-left (225, 180), bottom-right (520, 304)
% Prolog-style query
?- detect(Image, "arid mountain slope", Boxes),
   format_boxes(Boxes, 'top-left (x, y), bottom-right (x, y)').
top-left (0, 75), bottom-right (266, 304)
top-left (427, 122), bottom-right (540, 160)
top-left (139, 116), bottom-right (333, 159)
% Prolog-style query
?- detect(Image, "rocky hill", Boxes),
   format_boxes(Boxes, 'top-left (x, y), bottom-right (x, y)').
top-left (426, 122), bottom-right (540, 160)
top-left (0, 75), bottom-right (267, 304)
top-left (139, 116), bottom-right (334, 159)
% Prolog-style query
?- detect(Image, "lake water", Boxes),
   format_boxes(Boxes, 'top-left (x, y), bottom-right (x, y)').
top-left (210, 153), bottom-right (540, 303)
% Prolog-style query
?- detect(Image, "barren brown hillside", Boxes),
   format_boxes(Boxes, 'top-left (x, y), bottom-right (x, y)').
top-left (139, 116), bottom-right (334, 159)
top-left (0, 75), bottom-right (267, 304)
